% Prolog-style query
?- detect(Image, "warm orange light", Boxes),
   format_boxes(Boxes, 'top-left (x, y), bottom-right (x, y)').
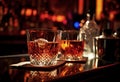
top-left (51, 15), bottom-right (57, 21)
top-left (24, 73), bottom-right (29, 82)
top-left (25, 8), bottom-right (32, 16)
top-left (20, 30), bottom-right (26, 35)
top-left (61, 40), bottom-right (70, 50)
top-left (78, 0), bottom-right (84, 15)
top-left (109, 13), bottom-right (114, 21)
top-left (21, 8), bottom-right (25, 15)
top-left (80, 23), bottom-right (83, 27)
top-left (79, 66), bottom-right (84, 71)
top-left (56, 15), bottom-right (65, 22)
top-left (39, 13), bottom-right (49, 20)
top-left (109, 11), bottom-right (117, 21)
top-left (59, 68), bottom-right (68, 76)
top-left (96, 0), bottom-right (103, 20)
top-left (33, 9), bottom-right (37, 16)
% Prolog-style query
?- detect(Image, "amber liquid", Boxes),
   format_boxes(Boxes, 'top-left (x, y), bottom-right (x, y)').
top-left (27, 41), bottom-right (59, 66)
top-left (60, 40), bottom-right (84, 60)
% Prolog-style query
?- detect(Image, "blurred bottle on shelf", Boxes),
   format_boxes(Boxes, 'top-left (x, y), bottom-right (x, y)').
top-left (80, 12), bottom-right (100, 54)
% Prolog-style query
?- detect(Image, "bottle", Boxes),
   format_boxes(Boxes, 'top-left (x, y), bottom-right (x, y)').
top-left (80, 13), bottom-right (100, 53)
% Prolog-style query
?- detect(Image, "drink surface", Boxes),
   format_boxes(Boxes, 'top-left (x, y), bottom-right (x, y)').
top-left (60, 40), bottom-right (84, 60)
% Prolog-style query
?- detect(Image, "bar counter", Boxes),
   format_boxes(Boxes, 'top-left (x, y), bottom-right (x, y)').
top-left (0, 54), bottom-right (120, 82)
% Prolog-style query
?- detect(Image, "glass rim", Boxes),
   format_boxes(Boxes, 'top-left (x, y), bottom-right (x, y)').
top-left (26, 28), bottom-right (62, 32)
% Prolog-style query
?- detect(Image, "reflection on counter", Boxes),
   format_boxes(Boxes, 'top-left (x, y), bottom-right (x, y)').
top-left (11, 54), bottom-right (98, 82)
top-left (24, 61), bottom-right (95, 82)
top-left (0, 53), bottom-right (119, 82)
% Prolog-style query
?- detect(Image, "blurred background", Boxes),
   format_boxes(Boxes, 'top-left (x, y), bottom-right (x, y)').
top-left (0, 0), bottom-right (120, 55)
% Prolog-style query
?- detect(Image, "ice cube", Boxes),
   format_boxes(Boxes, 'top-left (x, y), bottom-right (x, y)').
top-left (35, 38), bottom-right (48, 48)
